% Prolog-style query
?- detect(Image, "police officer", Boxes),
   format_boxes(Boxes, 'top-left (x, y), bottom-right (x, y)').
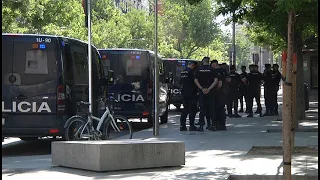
top-left (179, 61), bottom-right (198, 131)
top-left (226, 65), bottom-right (242, 118)
top-left (239, 65), bottom-right (248, 113)
top-left (263, 64), bottom-right (272, 116)
top-left (211, 60), bottom-right (227, 130)
top-left (220, 63), bottom-right (229, 109)
top-left (194, 57), bottom-right (219, 131)
top-left (269, 64), bottom-right (281, 115)
top-left (243, 64), bottom-right (263, 117)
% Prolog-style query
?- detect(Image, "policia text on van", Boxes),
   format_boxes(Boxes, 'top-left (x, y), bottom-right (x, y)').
top-left (2, 34), bottom-right (109, 141)
top-left (99, 49), bottom-right (170, 124)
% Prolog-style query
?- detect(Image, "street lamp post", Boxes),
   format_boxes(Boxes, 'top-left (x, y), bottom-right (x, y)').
top-left (231, 16), bottom-right (236, 67)
top-left (153, 0), bottom-right (159, 136)
top-left (87, 0), bottom-right (93, 115)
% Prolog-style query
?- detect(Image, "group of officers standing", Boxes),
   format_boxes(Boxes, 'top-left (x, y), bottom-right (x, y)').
top-left (179, 56), bottom-right (282, 132)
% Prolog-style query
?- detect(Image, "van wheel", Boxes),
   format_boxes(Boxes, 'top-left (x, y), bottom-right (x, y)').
top-left (19, 137), bottom-right (39, 141)
top-left (160, 106), bottom-right (169, 124)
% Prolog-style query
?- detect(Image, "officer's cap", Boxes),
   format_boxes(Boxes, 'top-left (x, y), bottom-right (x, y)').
top-left (188, 61), bottom-right (197, 65)
top-left (254, 64), bottom-right (259, 68)
top-left (273, 64), bottom-right (279, 68)
top-left (265, 64), bottom-right (271, 68)
top-left (249, 64), bottom-right (255, 68)
top-left (241, 65), bottom-right (246, 69)
top-left (210, 59), bottom-right (219, 64)
top-left (221, 63), bottom-right (227, 65)
top-left (230, 65), bottom-right (236, 70)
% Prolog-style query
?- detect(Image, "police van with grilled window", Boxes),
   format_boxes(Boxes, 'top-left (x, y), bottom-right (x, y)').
top-left (163, 58), bottom-right (198, 110)
top-left (98, 49), bottom-right (169, 124)
top-left (2, 33), bottom-right (108, 141)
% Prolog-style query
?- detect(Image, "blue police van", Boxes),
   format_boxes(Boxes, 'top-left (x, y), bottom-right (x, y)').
top-left (2, 34), bottom-right (107, 141)
top-left (163, 58), bottom-right (198, 110)
top-left (98, 49), bottom-right (169, 124)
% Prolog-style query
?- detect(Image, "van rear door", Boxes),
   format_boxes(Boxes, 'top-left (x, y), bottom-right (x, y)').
top-left (2, 35), bottom-right (58, 131)
top-left (101, 50), bottom-right (149, 115)
top-left (2, 35), bottom-right (14, 126)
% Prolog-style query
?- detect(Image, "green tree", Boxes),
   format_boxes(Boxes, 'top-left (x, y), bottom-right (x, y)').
top-left (235, 27), bottom-right (253, 70)
top-left (2, 0), bottom-right (86, 40)
top-left (160, 0), bottom-right (219, 58)
top-left (124, 8), bottom-right (154, 49)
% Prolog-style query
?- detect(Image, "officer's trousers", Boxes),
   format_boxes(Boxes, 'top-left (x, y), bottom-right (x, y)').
top-left (264, 86), bottom-right (272, 113)
top-left (180, 96), bottom-right (197, 127)
top-left (239, 87), bottom-right (248, 111)
top-left (215, 90), bottom-right (226, 127)
top-left (227, 90), bottom-right (239, 115)
top-left (199, 91), bottom-right (217, 127)
top-left (269, 87), bottom-right (279, 113)
top-left (247, 87), bottom-right (262, 113)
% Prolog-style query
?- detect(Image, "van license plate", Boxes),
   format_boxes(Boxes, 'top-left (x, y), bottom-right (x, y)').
top-left (2, 118), bottom-right (4, 125)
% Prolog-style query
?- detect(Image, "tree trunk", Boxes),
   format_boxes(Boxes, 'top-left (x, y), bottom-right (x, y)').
top-left (294, 33), bottom-right (305, 125)
top-left (282, 10), bottom-right (295, 180)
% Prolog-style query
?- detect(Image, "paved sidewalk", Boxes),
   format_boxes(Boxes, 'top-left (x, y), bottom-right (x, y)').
top-left (2, 111), bottom-right (318, 180)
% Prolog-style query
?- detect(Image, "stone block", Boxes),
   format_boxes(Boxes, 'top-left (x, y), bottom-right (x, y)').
top-left (51, 140), bottom-right (185, 171)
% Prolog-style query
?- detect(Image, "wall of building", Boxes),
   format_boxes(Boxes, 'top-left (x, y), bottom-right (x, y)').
top-left (303, 50), bottom-right (318, 89)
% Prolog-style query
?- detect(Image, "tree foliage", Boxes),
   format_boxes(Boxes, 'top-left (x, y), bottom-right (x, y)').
top-left (216, 0), bottom-right (318, 51)
top-left (2, 0), bottom-right (228, 60)
top-left (161, 0), bottom-right (220, 58)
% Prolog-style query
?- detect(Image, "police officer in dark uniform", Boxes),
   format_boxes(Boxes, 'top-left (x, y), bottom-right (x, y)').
top-left (269, 64), bottom-right (282, 115)
top-left (263, 64), bottom-right (272, 116)
top-left (226, 65), bottom-right (242, 118)
top-left (211, 60), bottom-right (227, 130)
top-left (194, 57), bottom-right (219, 131)
top-left (243, 64), bottom-right (263, 117)
top-left (179, 61), bottom-right (198, 131)
top-left (239, 65), bottom-right (248, 113)
top-left (220, 63), bottom-right (229, 109)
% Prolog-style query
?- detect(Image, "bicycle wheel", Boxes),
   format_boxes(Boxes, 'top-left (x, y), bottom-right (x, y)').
top-left (65, 117), bottom-right (91, 141)
top-left (102, 115), bottom-right (133, 140)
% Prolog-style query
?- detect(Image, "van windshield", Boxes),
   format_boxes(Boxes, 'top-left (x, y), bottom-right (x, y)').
top-left (101, 51), bottom-right (149, 84)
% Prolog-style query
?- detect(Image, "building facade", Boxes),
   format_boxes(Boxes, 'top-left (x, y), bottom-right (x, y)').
top-left (115, 0), bottom-right (150, 13)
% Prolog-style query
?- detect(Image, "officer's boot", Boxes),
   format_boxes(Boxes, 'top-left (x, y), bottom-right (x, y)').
top-left (189, 125), bottom-right (197, 131)
top-left (180, 126), bottom-right (187, 131)
top-left (255, 107), bottom-right (262, 115)
top-left (263, 109), bottom-right (270, 116)
top-left (233, 107), bottom-right (241, 118)
top-left (197, 125), bottom-right (204, 132)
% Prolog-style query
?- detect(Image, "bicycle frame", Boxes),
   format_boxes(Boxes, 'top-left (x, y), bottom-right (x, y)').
top-left (80, 106), bottom-right (121, 137)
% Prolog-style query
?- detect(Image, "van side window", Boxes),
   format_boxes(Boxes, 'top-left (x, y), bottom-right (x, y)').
top-left (101, 56), bottom-right (110, 77)
top-left (93, 49), bottom-right (102, 79)
top-left (25, 50), bottom-right (48, 74)
top-left (158, 59), bottom-right (165, 82)
top-left (72, 47), bottom-right (88, 84)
